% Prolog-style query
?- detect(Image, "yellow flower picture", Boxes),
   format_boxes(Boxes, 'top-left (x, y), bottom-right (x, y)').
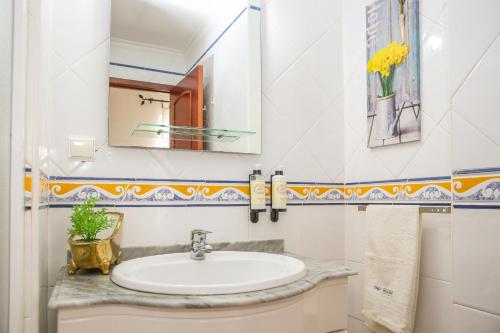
top-left (366, 0), bottom-right (421, 147)
top-left (367, 42), bottom-right (409, 96)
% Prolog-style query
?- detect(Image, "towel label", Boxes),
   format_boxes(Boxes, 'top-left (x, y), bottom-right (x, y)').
top-left (373, 285), bottom-right (394, 296)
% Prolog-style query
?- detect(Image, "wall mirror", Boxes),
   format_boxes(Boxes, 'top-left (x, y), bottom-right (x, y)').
top-left (108, 0), bottom-right (262, 154)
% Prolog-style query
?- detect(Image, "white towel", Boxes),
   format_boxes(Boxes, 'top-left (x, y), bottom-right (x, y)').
top-left (362, 205), bottom-right (422, 333)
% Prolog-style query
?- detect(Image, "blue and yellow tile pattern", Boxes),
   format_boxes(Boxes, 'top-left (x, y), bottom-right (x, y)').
top-left (24, 168), bottom-right (500, 208)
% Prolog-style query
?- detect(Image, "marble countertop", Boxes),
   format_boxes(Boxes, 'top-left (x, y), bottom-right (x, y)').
top-left (49, 240), bottom-right (356, 310)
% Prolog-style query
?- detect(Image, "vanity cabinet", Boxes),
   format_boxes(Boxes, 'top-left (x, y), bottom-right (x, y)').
top-left (55, 278), bottom-right (347, 333)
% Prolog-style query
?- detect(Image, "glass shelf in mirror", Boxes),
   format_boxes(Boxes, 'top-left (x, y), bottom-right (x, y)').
top-left (132, 123), bottom-right (256, 143)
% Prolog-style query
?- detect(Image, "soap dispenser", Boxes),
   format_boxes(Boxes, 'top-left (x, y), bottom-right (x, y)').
top-left (249, 164), bottom-right (266, 223)
top-left (271, 166), bottom-right (287, 222)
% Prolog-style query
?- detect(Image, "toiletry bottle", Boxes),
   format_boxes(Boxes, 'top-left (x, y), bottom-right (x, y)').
top-left (249, 164), bottom-right (266, 223)
top-left (271, 166), bottom-right (287, 222)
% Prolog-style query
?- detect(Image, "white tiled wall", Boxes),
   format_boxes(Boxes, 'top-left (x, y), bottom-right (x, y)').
top-left (450, 0), bottom-right (500, 170)
top-left (44, 0), bottom-right (346, 303)
top-left (448, 0), bottom-right (500, 330)
top-left (453, 304), bottom-right (500, 333)
top-left (343, 0), bottom-right (453, 331)
top-left (344, 0), bottom-right (500, 332)
top-left (41, 0), bottom-right (346, 331)
top-left (453, 209), bottom-right (500, 316)
top-left (343, 0), bottom-right (450, 183)
top-left (34, 0), bottom-right (500, 332)
top-left (47, 0), bottom-right (345, 181)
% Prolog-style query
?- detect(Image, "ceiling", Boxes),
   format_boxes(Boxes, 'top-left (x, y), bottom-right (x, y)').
top-left (111, 0), bottom-right (238, 52)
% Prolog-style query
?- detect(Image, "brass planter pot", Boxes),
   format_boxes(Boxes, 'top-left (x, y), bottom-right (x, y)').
top-left (67, 212), bottom-right (124, 275)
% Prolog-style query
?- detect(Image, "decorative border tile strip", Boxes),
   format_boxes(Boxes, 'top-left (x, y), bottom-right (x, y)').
top-left (40, 172), bottom-right (50, 207)
top-left (453, 168), bottom-right (500, 203)
top-left (48, 179), bottom-right (346, 207)
top-left (25, 167), bottom-right (50, 208)
top-left (345, 177), bottom-right (451, 204)
top-left (24, 168), bottom-right (32, 208)
top-left (22, 168), bottom-right (500, 208)
top-left (453, 204), bottom-right (500, 210)
top-left (287, 183), bottom-right (345, 203)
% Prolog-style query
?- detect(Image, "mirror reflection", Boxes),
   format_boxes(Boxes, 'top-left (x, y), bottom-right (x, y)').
top-left (108, 0), bottom-right (262, 154)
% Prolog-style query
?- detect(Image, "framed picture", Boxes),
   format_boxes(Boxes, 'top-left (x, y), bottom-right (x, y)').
top-left (366, 0), bottom-right (420, 148)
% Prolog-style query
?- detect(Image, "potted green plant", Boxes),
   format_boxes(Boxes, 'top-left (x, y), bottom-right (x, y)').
top-left (67, 197), bottom-right (124, 275)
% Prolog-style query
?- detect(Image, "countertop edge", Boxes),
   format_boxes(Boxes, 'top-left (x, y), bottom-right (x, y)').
top-left (49, 255), bottom-right (357, 310)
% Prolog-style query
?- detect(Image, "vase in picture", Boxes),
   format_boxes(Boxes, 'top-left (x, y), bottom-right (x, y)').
top-left (375, 93), bottom-right (398, 139)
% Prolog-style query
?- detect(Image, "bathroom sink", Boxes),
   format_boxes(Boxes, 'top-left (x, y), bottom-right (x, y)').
top-left (111, 251), bottom-right (306, 295)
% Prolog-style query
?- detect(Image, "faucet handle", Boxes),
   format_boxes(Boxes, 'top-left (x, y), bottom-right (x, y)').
top-left (191, 229), bottom-right (212, 235)
top-left (191, 229), bottom-right (212, 242)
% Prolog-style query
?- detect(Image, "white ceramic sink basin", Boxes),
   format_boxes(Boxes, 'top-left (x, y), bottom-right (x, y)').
top-left (111, 251), bottom-right (306, 295)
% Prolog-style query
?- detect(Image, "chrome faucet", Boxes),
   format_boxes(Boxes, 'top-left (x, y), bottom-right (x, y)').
top-left (190, 229), bottom-right (213, 260)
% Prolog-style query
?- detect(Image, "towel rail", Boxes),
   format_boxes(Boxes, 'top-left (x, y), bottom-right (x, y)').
top-left (357, 205), bottom-right (451, 214)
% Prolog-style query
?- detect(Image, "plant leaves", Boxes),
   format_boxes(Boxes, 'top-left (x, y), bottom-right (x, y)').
top-left (68, 197), bottom-right (113, 241)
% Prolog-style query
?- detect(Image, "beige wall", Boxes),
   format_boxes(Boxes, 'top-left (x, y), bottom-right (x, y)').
top-left (109, 87), bottom-right (170, 149)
